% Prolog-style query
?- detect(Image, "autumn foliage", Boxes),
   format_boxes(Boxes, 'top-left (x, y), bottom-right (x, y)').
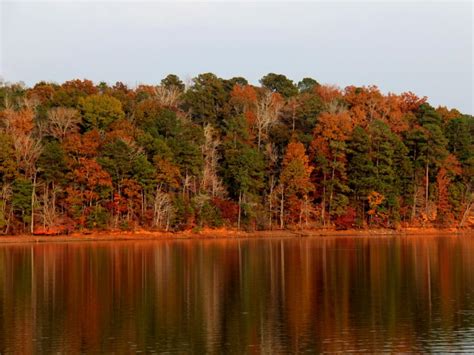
top-left (0, 74), bottom-right (472, 235)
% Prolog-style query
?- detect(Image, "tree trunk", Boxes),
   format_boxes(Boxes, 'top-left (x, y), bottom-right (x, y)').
top-left (257, 127), bottom-right (262, 151)
top-left (141, 189), bottom-right (145, 220)
top-left (280, 185), bottom-right (284, 229)
top-left (298, 202), bottom-right (303, 228)
top-left (269, 176), bottom-right (274, 230)
top-left (321, 174), bottom-right (326, 226)
top-left (30, 171), bottom-right (37, 234)
top-left (238, 190), bottom-right (242, 230)
top-left (459, 200), bottom-right (473, 227)
top-left (328, 163), bottom-right (336, 221)
top-left (411, 173), bottom-right (418, 222)
top-left (43, 183), bottom-right (48, 229)
top-left (425, 162), bottom-right (429, 215)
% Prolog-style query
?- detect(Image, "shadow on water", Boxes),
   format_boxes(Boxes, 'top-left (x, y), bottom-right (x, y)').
top-left (0, 235), bottom-right (473, 352)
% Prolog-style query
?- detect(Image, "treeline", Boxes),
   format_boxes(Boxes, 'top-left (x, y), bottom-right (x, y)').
top-left (0, 73), bottom-right (472, 234)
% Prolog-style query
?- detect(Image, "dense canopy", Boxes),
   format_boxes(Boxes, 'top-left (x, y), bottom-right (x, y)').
top-left (0, 73), bottom-right (472, 234)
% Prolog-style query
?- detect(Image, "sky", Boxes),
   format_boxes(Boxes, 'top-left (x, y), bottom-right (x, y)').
top-left (1, 1), bottom-right (473, 113)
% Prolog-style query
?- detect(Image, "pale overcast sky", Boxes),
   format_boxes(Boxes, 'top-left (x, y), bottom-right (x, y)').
top-left (1, 1), bottom-right (473, 113)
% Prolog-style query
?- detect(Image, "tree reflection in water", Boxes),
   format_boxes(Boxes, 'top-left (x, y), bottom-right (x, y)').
top-left (0, 235), bottom-right (473, 353)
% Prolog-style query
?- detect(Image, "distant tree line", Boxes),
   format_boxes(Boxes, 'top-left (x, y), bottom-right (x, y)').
top-left (0, 73), bottom-right (472, 234)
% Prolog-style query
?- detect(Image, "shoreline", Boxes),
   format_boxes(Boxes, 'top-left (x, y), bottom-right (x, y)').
top-left (0, 227), bottom-right (472, 244)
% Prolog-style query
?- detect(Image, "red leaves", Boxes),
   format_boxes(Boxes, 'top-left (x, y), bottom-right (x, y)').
top-left (63, 129), bottom-right (101, 158)
top-left (212, 198), bottom-right (238, 224)
top-left (334, 207), bottom-right (356, 230)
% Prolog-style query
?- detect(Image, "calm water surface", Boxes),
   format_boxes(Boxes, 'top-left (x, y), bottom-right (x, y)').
top-left (0, 235), bottom-right (473, 353)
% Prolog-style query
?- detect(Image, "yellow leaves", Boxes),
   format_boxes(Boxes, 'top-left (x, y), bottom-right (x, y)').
top-left (122, 179), bottom-right (142, 201)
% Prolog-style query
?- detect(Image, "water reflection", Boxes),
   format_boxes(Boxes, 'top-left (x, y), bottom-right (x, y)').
top-left (0, 236), bottom-right (473, 353)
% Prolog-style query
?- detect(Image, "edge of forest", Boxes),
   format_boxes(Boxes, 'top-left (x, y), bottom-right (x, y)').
top-left (0, 227), bottom-right (472, 244)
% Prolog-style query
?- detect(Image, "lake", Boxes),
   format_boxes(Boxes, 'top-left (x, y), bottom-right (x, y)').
top-left (0, 235), bottom-right (473, 353)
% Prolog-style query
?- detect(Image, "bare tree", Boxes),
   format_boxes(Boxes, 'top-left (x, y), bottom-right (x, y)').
top-left (11, 134), bottom-right (43, 177)
top-left (265, 143), bottom-right (279, 229)
top-left (255, 90), bottom-right (283, 150)
top-left (153, 185), bottom-right (174, 230)
top-left (459, 190), bottom-right (473, 227)
top-left (47, 107), bottom-right (80, 141)
top-left (39, 183), bottom-right (62, 229)
top-left (153, 86), bottom-right (182, 108)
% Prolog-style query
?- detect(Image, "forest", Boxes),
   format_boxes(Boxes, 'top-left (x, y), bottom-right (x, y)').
top-left (0, 73), bottom-right (472, 235)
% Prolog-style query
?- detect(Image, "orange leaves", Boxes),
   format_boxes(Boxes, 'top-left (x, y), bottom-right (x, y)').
top-left (314, 84), bottom-right (342, 104)
top-left (0, 108), bottom-right (41, 177)
top-left (104, 119), bottom-right (136, 145)
top-left (122, 179), bottom-right (142, 201)
top-left (280, 141), bottom-right (314, 226)
top-left (244, 111), bottom-right (256, 126)
top-left (65, 158), bottom-right (112, 220)
top-left (136, 84), bottom-right (156, 97)
top-left (63, 129), bottom-right (101, 159)
top-left (61, 79), bottom-right (98, 96)
top-left (368, 191), bottom-right (385, 216)
top-left (344, 85), bottom-right (384, 126)
top-left (72, 158), bottom-right (112, 190)
top-left (443, 154), bottom-right (462, 176)
top-left (268, 91), bottom-right (284, 107)
top-left (342, 86), bottom-right (427, 133)
top-left (27, 83), bottom-right (55, 104)
top-left (230, 84), bottom-right (257, 111)
top-left (436, 106), bottom-right (461, 122)
top-left (436, 154), bottom-right (462, 222)
top-left (282, 141), bottom-right (311, 171)
top-left (312, 111), bottom-right (353, 146)
top-left (154, 157), bottom-right (181, 189)
top-left (0, 108), bottom-right (35, 135)
top-left (310, 111), bottom-right (353, 164)
top-left (399, 91), bottom-right (427, 113)
top-left (281, 141), bottom-right (314, 195)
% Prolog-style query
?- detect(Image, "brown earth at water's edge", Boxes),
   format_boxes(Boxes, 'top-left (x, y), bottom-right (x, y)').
top-left (0, 227), bottom-right (472, 244)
